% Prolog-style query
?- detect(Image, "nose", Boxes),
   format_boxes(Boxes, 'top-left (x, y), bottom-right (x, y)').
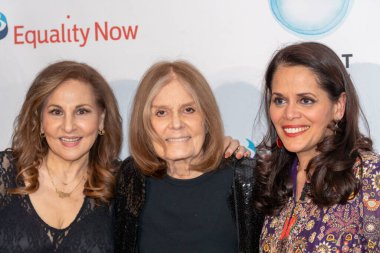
top-left (170, 112), bottom-right (184, 129)
top-left (284, 102), bottom-right (301, 120)
top-left (63, 114), bottom-right (76, 132)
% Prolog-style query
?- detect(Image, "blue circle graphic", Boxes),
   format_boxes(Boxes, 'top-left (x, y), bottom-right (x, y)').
top-left (0, 12), bottom-right (9, 40)
top-left (270, 0), bottom-right (353, 37)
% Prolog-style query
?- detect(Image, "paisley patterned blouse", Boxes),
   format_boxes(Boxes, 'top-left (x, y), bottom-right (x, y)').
top-left (260, 151), bottom-right (380, 253)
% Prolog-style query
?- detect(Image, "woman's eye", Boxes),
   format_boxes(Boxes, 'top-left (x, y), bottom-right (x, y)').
top-left (272, 97), bottom-right (285, 105)
top-left (77, 108), bottom-right (90, 115)
top-left (184, 107), bottom-right (195, 113)
top-left (49, 109), bottom-right (63, 115)
top-left (300, 97), bottom-right (315, 105)
top-left (155, 110), bottom-right (166, 117)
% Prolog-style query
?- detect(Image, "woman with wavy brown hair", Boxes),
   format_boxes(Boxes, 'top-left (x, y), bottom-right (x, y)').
top-left (0, 60), bottom-right (122, 252)
top-left (255, 42), bottom-right (380, 252)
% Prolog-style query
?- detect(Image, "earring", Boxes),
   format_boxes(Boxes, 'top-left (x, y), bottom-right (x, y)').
top-left (334, 120), bottom-right (340, 135)
top-left (40, 132), bottom-right (45, 138)
top-left (98, 129), bottom-right (105, 136)
top-left (276, 137), bottom-right (283, 148)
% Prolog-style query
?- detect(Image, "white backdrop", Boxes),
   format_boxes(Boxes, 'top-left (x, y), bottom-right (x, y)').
top-left (1, 0), bottom-right (379, 158)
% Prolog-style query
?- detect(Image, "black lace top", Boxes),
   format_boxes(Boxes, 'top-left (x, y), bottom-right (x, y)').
top-left (0, 151), bottom-right (114, 253)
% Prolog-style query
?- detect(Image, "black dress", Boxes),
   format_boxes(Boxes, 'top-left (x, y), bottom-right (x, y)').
top-left (0, 151), bottom-right (114, 253)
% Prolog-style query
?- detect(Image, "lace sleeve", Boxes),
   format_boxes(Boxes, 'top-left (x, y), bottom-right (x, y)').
top-left (114, 156), bottom-right (145, 253)
top-left (358, 152), bottom-right (380, 252)
top-left (0, 150), bottom-right (17, 208)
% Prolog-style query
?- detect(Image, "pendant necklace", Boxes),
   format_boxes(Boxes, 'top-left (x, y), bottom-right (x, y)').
top-left (46, 162), bottom-right (86, 198)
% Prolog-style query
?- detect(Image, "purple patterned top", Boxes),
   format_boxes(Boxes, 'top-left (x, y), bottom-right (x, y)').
top-left (260, 151), bottom-right (380, 253)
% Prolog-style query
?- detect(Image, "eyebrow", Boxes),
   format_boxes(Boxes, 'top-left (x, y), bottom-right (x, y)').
top-left (46, 104), bottom-right (93, 109)
top-left (151, 101), bottom-right (196, 108)
top-left (272, 92), bottom-right (317, 97)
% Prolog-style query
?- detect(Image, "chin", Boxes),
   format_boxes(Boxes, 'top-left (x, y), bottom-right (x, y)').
top-left (283, 145), bottom-right (304, 153)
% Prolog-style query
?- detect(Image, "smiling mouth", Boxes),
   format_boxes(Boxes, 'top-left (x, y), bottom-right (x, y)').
top-left (283, 126), bottom-right (310, 136)
top-left (60, 137), bottom-right (82, 143)
top-left (165, 137), bottom-right (191, 142)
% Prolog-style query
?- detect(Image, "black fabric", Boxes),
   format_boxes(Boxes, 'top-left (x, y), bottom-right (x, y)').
top-left (114, 156), bottom-right (263, 253)
top-left (232, 157), bottom-right (263, 252)
top-left (138, 166), bottom-right (237, 253)
top-left (0, 151), bottom-right (114, 253)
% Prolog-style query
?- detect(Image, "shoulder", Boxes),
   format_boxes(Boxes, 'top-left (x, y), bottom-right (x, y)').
top-left (0, 149), bottom-right (16, 172)
top-left (115, 156), bottom-right (145, 217)
top-left (0, 149), bottom-right (17, 195)
top-left (221, 156), bottom-right (257, 170)
top-left (116, 156), bottom-right (145, 195)
top-left (354, 152), bottom-right (380, 248)
top-left (117, 156), bottom-right (143, 180)
top-left (358, 150), bottom-right (380, 166)
top-left (221, 156), bottom-right (257, 184)
top-left (354, 150), bottom-right (380, 177)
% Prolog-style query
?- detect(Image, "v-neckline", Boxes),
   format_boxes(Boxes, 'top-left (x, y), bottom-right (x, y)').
top-left (26, 194), bottom-right (87, 231)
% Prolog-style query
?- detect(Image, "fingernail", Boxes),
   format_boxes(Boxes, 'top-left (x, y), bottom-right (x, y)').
top-left (225, 152), bottom-right (231, 158)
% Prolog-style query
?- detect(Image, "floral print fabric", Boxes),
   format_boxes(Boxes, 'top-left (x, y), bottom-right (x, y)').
top-left (260, 151), bottom-right (380, 253)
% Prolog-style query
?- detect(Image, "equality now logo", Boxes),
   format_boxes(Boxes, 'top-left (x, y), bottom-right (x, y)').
top-left (8, 15), bottom-right (138, 48)
top-left (0, 12), bottom-right (8, 40)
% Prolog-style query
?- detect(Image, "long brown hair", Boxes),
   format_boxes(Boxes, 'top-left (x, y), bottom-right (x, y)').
top-left (11, 61), bottom-right (122, 203)
top-left (129, 60), bottom-right (224, 177)
top-left (254, 42), bottom-right (372, 215)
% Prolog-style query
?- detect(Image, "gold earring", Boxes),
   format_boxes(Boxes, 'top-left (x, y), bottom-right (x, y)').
top-left (98, 129), bottom-right (105, 136)
top-left (40, 132), bottom-right (45, 138)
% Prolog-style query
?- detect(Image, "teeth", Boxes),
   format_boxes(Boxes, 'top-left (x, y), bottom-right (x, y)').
top-left (166, 137), bottom-right (190, 142)
top-left (284, 127), bottom-right (309, 134)
top-left (60, 137), bottom-right (81, 142)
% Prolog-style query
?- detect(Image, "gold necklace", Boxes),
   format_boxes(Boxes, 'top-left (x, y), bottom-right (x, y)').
top-left (46, 162), bottom-right (86, 198)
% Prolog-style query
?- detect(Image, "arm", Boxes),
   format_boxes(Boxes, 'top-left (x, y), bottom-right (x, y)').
top-left (0, 150), bottom-right (16, 209)
top-left (360, 152), bottom-right (380, 252)
top-left (114, 157), bottom-right (145, 253)
top-left (232, 157), bottom-right (264, 253)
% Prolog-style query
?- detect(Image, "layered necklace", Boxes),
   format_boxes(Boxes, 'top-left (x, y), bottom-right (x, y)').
top-left (46, 162), bottom-right (87, 198)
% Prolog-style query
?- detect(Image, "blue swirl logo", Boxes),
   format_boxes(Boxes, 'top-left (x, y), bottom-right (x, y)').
top-left (270, 0), bottom-right (353, 37)
top-left (0, 12), bottom-right (8, 40)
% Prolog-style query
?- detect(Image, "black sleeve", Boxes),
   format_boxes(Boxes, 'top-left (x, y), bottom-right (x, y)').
top-left (0, 150), bottom-right (17, 209)
top-left (114, 156), bottom-right (145, 253)
top-left (232, 157), bottom-right (264, 253)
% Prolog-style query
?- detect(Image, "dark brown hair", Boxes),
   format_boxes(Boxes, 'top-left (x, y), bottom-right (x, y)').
top-left (129, 60), bottom-right (224, 177)
top-left (254, 42), bottom-right (372, 215)
top-left (11, 60), bottom-right (122, 203)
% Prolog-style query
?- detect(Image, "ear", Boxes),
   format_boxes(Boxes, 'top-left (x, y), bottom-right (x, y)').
top-left (99, 110), bottom-right (106, 130)
top-left (334, 92), bottom-right (346, 121)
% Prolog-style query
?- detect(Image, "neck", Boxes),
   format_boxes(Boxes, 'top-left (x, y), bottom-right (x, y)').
top-left (296, 150), bottom-right (318, 173)
top-left (295, 153), bottom-right (318, 200)
top-left (45, 154), bottom-right (88, 182)
top-left (166, 160), bottom-right (203, 179)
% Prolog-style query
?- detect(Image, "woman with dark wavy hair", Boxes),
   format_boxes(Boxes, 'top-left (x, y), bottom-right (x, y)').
top-left (0, 61), bottom-right (122, 252)
top-left (256, 42), bottom-right (380, 252)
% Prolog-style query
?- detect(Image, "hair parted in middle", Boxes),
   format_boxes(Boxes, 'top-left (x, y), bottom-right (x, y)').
top-left (11, 60), bottom-right (122, 203)
top-left (129, 60), bottom-right (224, 177)
top-left (254, 42), bottom-right (372, 215)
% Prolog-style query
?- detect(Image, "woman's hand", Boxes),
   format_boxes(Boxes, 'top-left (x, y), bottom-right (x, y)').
top-left (223, 136), bottom-right (251, 159)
